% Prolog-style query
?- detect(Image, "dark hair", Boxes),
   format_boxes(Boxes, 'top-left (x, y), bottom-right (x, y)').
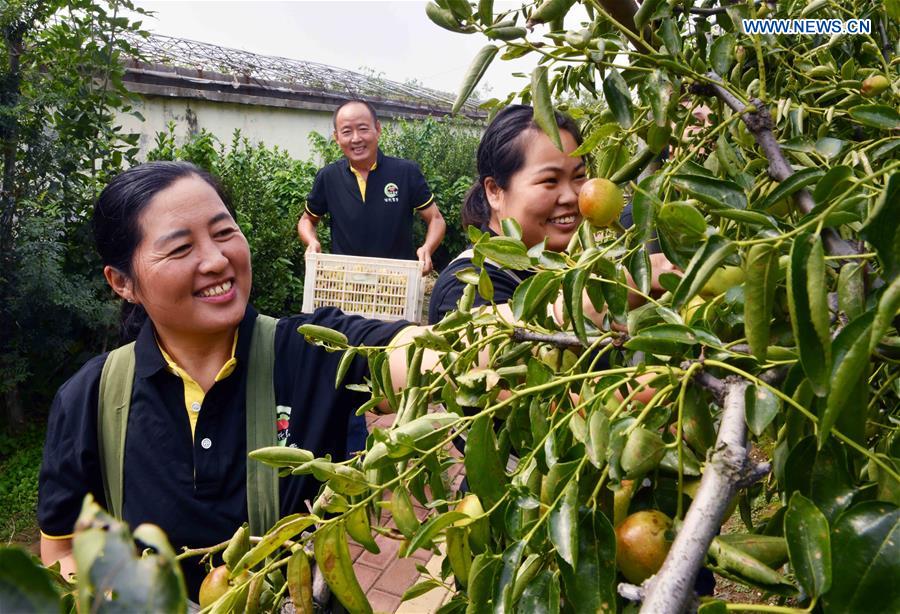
top-left (92, 160), bottom-right (233, 342)
top-left (461, 104), bottom-right (583, 230)
top-left (332, 99), bottom-right (379, 130)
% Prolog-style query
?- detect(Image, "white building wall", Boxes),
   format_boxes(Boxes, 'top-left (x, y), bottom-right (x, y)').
top-left (115, 95), bottom-right (337, 163)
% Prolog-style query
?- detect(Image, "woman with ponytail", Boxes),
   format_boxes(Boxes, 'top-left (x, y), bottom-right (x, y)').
top-left (429, 105), bottom-right (588, 323)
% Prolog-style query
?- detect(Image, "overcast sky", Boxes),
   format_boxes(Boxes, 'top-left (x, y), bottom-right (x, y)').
top-left (127, 0), bottom-right (587, 101)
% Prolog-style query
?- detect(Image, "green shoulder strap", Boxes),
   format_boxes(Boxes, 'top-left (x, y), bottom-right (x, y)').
top-left (98, 342), bottom-right (136, 521)
top-left (246, 314), bottom-right (280, 536)
top-left (98, 314), bottom-right (280, 536)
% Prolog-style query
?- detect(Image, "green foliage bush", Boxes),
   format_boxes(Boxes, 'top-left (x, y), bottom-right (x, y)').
top-left (1, 1), bottom-right (148, 427)
top-left (0, 425), bottom-right (44, 541)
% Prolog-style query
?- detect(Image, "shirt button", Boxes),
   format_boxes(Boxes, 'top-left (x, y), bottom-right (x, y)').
top-left (191, 401), bottom-right (201, 411)
top-left (201, 438), bottom-right (212, 450)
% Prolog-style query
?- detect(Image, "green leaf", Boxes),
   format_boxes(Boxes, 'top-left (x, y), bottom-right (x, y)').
top-left (625, 323), bottom-right (699, 357)
top-left (485, 25), bottom-right (527, 40)
top-left (602, 70), bottom-right (633, 129)
top-left (446, 0), bottom-right (473, 20)
top-left (657, 201), bottom-right (708, 269)
top-left (528, 0), bottom-right (576, 25)
top-left (837, 262), bottom-right (866, 320)
top-left (593, 258), bottom-right (628, 324)
top-left (716, 133), bottom-right (744, 178)
top-left (532, 65), bottom-right (562, 150)
top-left (335, 348), bottom-right (357, 388)
top-left (478, 0), bottom-right (494, 24)
top-left (671, 174), bottom-right (747, 210)
top-left (492, 540), bottom-right (526, 614)
top-left (822, 502), bottom-right (900, 613)
top-left (683, 385), bottom-right (716, 455)
top-left (586, 407), bottom-right (610, 469)
top-left (630, 174), bottom-right (662, 245)
top-left (476, 236), bottom-right (533, 270)
top-left (563, 268), bottom-right (589, 346)
top-left (708, 537), bottom-right (791, 588)
top-left (717, 534), bottom-right (789, 568)
top-left (426, 2), bottom-right (473, 33)
top-left (671, 235), bottom-right (736, 310)
top-left (787, 233), bottom-right (831, 396)
top-left (870, 275), bottom-right (900, 354)
top-left (647, 123), bottom-right (672, 154)
top-left (710, 208), bottom-right (777, 228)
top-left (549, 480), bottom-right (579, 568)
top-left (812, 165), bottom-right (853, 205)
top-left (784, 437), bottom-right (855, 524)
top-left (784, 493), bottom-right (831, 598)
top-left (296, 324), bottom-right (348, 347)
top-left (659, 18), bottom-right (682, 55)
top-left (401, 579), bottom-right (442, 602)
top-left (511, 271), bottom-right (561, 321)
top-left (570, 123), bottom-right (619, 157)
top-left (519, 569), bottom-right (560, 614)
top-left (559, 508), bottom-right (616, 613)
top-left (754, 168), bottom-right (824, 211)
top-left (744, 244), bottom-right (780, 361)
top-left (0, 547), bottom-right (61, 614)
top-left (500, 217), bottom-right (523, 240)
top-left (641, 70), bottom-right (671, 126)
top-left (478, 267), bottom-right (495, 302)
top-left (698, 601), bottom-right (728, 614)
top-left (620, 427), bottom-right (666, 477)
top-left (848, 104), bottom-right (900, 130)
top-left (465, 415), bottom-right (509, 508)
top-left (745, 385), bottom-right (780, 437)
top-left (709, 33), bottom-right (736, 75)
top-left (820, 312), bottom-right (874, 446)
top-left (466, 554), bottom-right (501, 614)
top-left (626, 248), bottom-right (651, 296)
top-left (233, 514), bottom-right (318, 573)
top-left (861, 172), bottom-right (900, 279)
top-left (453, 45), bottom-right (499, 113)
top-left (403, 512), bottom-right (469, 556)
top-left (633, 0), bottom-right (665, 29)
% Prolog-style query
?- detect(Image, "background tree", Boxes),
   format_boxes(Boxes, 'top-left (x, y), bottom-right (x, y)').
top-left (0, 0), bottom-right (146, 431)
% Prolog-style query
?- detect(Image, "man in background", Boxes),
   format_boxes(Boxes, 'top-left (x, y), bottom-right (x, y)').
top-left (298, 100), bottom-right (445, 454)
top-left (298, 99), bottom-right (445, 274)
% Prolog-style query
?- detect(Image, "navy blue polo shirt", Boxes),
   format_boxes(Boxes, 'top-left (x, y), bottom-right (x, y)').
top-left (429, 255), bottom-right (534, 324)
top-left (306, 149), bottom-right (434, 260)
top-left (38, 305), bottom-right (408, 599)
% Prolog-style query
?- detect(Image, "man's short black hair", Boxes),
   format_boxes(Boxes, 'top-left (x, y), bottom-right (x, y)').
top-left (332, 99), bottom-right (379, 130)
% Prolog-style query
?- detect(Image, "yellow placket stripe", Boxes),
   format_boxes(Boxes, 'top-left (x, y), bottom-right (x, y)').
top-left (158, 333), bottom-right (239, 440)
top-left (349, 160), bottom-right (378, 201)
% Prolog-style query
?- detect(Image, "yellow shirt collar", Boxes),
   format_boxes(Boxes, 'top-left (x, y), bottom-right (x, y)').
top-left (349, 160), bottom-right (378, 200)
top-left (158, 332), bottom-right (239, 440)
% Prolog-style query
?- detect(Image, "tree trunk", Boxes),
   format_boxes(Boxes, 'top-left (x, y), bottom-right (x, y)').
top-left (635, 377), bottom-right (768, 613)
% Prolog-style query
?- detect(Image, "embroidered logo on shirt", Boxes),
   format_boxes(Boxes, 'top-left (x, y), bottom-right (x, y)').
top-left (276, 405), bottom-right (292, 446)
top-left (384, 182), bottom-right (399, 203)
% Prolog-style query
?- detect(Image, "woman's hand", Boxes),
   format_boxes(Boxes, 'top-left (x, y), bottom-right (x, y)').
top-left (40, 536), bottom-right (76, 581)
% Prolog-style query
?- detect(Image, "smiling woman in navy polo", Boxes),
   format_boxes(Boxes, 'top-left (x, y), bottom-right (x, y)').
top-left (37, 161), bottom-right (412, 600)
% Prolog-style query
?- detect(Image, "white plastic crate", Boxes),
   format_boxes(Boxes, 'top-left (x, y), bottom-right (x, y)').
top-left (303, 252), bottom-right (425, 322)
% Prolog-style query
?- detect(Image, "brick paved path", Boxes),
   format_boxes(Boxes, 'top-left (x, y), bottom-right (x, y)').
top-left (349, 414), bottom-right (463, 613)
